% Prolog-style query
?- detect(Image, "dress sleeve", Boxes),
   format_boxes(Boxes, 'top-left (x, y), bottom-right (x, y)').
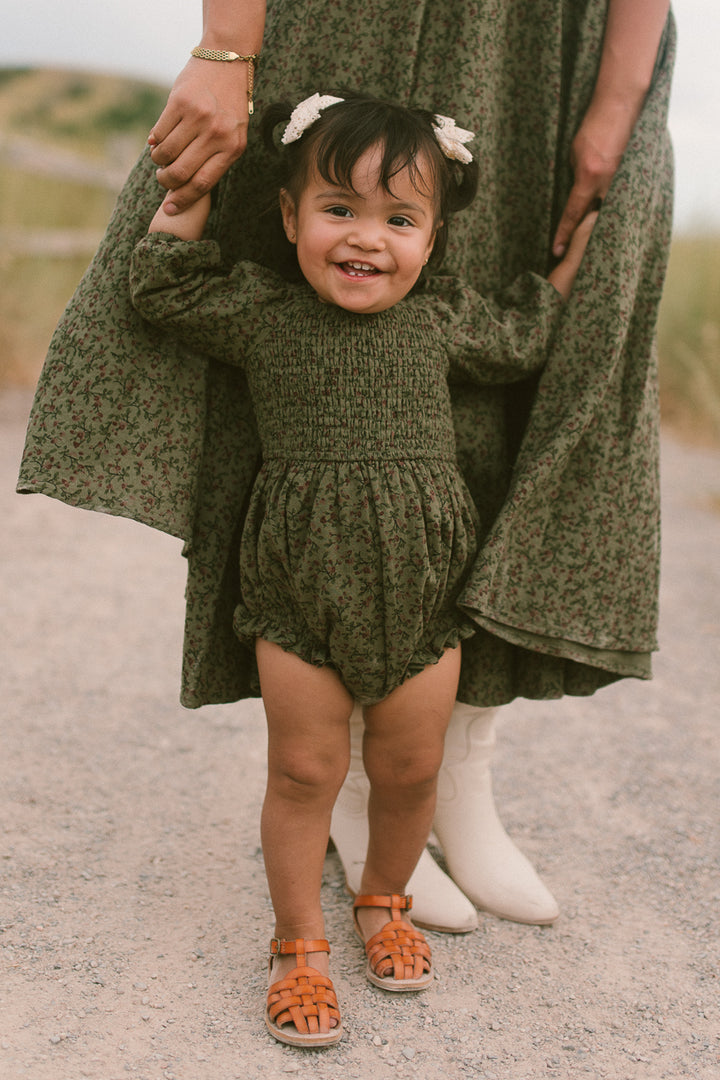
top-left (129, 233), bottom-right (285, 365)
top-left (429, 273), bottom-right (565, 384)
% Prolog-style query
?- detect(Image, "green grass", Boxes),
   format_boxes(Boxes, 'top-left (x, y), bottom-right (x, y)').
top-left (0, 167), bottom-right (109, 386)
top-left (658, 235), bottom-right (720, 445)
top-left (0, 251), bottom-right (92, 386)
top-left (0, 67), bottom-right (166, 386)
top-left (0, 164), bottom-right (116, 230)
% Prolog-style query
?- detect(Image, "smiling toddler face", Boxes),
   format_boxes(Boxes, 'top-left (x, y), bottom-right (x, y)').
top-left (279, 142), bottom-right (438, 314)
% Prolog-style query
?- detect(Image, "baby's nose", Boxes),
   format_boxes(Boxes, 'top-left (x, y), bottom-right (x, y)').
top-left (348, 221), bottom-right (386, 250)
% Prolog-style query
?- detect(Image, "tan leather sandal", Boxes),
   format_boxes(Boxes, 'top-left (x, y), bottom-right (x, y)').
top-left (353, 894), bottom-right (433, 991)
top-left (265, 938), bottom-right (343, 1047)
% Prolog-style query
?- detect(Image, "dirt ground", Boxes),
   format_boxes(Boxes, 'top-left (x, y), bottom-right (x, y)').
top-left (2, 387), bottom-right (719, 1080)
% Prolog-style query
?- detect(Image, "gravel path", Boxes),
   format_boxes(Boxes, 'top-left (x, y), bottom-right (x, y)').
top-left (2, 388), bottom-right (719, 1080)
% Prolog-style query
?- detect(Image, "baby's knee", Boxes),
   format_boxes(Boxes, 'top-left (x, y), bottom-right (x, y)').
top-left (365, 743), bottom-right (443, 796)
top-left (271, 746), bottom-right (349, 804)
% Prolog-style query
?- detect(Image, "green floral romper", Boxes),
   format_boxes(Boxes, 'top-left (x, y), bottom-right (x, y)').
top-left (130, 234), bottom-right (562, 702)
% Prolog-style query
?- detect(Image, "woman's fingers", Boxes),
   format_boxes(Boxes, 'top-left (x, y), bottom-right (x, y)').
top-left (145, 58), bottom-right (252, 210)
top-left (155, 149), bottom-right (244, 214)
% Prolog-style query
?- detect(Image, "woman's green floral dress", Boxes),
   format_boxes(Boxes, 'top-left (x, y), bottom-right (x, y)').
top-left (18, 0), bottom-right (676, 708)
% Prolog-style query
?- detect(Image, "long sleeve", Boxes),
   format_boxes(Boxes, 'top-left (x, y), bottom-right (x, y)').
top-left (129, 233), bottom-right (285, 365)
top-left (428, 273), bottom-right (564, 385)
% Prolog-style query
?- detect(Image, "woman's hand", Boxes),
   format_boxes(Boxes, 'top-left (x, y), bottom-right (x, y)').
top-left (147, 57), bottom-right (251, 215)
top-left (552, 0), bottom-right (670, 256)
top-left (551, 100), bottom-right (637, 257)
top-left (145, 0), bottom-right (266, 213)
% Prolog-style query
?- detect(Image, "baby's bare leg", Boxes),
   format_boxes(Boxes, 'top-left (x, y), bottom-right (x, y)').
top-left (256, 639), bottom-right (353, 981)
top-left (357, 646), bottom-right (461, 940)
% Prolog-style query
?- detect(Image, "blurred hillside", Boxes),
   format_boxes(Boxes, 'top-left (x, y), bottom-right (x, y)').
top-left (0, 66), bottom-right (168, 164)
top-left (0, 67), bottom-right (167, 384)
top-left (1, 66), bottom-right (719, 445)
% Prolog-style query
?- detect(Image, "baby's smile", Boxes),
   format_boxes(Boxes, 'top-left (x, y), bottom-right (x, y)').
top-left (339, 261), bottom-right (382, 277)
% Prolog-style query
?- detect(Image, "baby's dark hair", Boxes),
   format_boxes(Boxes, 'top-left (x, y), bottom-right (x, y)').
top-left (261, 93), bottom-right (479, 269)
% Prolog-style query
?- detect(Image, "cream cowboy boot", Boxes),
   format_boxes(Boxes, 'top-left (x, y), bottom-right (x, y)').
top-left (331, 705), bottom-right (559, 929)
top-left (432, 702), bottom-right (559, 925)
top-left (330, 706), bottom-right (478, 933)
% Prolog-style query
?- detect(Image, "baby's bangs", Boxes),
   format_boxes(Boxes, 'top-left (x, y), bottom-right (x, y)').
top-left (310, 102), bottom-right (442, 205)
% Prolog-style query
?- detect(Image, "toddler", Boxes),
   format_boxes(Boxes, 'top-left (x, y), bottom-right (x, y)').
top-left (130, 92), bottom-right (594, 1047)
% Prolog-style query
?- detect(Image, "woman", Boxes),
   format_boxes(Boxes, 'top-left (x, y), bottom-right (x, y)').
top-left (18, 0), bottom-right (675, 932)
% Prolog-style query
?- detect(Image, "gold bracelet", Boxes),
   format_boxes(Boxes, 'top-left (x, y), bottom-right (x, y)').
top-left (190, 47), bottom-right (260, 114)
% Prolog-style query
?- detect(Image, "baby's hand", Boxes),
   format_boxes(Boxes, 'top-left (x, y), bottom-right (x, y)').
top-left (148, 191), bottom-right (213, 241)
top-left (547, 210), bottom-right (599, 300)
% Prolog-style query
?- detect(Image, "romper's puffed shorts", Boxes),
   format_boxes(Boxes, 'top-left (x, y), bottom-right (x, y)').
top-left (233, 457), bottom-right (478, 704)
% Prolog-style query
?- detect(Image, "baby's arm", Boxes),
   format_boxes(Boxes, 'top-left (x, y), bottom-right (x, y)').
top-left (438, 273), bottom-right (565, 385)
top-left (441, 211), bottom-right (597, 384)
top-left (129, 233), bottom-right (280, 365)
top-left (148, 192), bottom-right (212, 241)
top-left (547, 211), bottom-right (598, 300)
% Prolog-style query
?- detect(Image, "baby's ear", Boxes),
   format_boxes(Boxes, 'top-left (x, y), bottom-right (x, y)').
top-left (425, 222), bottom-right (441, 264)
top-left (279, 189), bottom-right (297, 243)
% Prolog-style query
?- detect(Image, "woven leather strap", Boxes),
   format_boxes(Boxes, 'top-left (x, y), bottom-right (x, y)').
top-left (353, 893), bottom-right (412, 912)
top-left (270, 937), bottom-right (330, 957)
top-left (354, 895), bottom-right (431, 983)
top-left (365, 921), bottom-right (431, 982)
top-left (267, 938), bottom-right (339, 1036)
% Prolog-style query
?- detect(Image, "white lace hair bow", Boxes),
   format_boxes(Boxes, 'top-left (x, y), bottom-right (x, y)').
top-left (281, 93), bottom-right (345, 144)
top-left (281, 93), bottom-right (475, 163)
top-left (431, 115), bottom-right (475, 164)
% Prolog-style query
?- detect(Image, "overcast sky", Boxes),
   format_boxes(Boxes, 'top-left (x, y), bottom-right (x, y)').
top-left (2, 2), bottom-right (717, 231)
